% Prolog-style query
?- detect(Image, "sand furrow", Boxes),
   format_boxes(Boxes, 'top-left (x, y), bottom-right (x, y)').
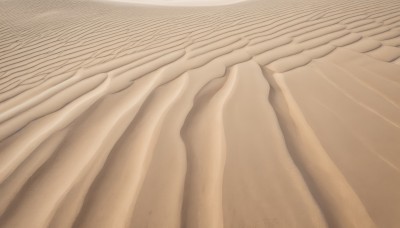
top-left (271, 73), bottom-right (376, 228)
top-left (0, 128), bottom-right (69, 217)
top-left (73, 73), bottom-right (187, 228)
top-left (222, 62), bottom-right (327, 228)
top-left (130, 61), bottom-right (231, 228)
top-left (0, 75), bottom-right (111, 183)
top-left (181, 66), bottom-right (236, 228)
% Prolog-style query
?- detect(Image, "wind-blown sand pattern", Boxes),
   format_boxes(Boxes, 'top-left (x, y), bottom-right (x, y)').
top-left (1, 0), bottom-right (400, 227)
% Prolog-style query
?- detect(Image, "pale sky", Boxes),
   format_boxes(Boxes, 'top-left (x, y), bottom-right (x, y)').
top-left (105, 0), bottom-right (246, 6)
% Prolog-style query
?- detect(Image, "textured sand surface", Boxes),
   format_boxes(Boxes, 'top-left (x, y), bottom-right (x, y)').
top-left (1, 0), bottom-right (400, 227)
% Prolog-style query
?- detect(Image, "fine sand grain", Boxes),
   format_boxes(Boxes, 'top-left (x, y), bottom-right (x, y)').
top-left (0, 0), bottom-right (400, 227)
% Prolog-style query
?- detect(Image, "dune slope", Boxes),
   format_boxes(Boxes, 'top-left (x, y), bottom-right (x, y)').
top-left (1, 0), bottom-right (400, 227)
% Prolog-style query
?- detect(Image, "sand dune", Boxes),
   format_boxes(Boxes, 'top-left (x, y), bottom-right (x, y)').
top-left (1, 0), bottom-right (400, 227)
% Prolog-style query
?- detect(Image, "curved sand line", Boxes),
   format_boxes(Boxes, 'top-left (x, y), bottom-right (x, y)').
top-left (1, 0), bottom-right (400, 227)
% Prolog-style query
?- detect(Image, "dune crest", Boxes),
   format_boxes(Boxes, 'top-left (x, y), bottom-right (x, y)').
top-left (1, 0), bottom-right (400, 227)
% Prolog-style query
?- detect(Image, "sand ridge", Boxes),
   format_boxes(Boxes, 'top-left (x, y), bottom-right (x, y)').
top-left (0, 0), bottom-right (400, 227)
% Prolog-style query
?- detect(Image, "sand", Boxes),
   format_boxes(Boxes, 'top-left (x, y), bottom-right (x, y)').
top-left (0, 0), bottom-right (400, 227)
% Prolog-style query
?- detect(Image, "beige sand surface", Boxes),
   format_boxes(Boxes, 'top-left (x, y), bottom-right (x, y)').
top-left (1, 0), bottom-right (400, 227)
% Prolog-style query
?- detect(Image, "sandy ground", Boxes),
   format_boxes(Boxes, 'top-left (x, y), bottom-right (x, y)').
top-left (0, 0), bottom-right (400, 227)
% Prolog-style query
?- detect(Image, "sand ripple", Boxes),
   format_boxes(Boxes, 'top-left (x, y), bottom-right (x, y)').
top-left (1, 0), bottom-right (400, 227)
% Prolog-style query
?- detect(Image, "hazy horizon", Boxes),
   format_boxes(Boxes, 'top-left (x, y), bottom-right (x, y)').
top-left (99, 0), bottom-right (246, 6)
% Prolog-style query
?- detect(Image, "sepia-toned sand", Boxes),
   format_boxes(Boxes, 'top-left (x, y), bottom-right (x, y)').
top-left (1, 0), bottom-right (400, 227)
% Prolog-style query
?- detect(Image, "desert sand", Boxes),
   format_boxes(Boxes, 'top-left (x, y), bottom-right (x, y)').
top-left (0, 0), bottom-right (400, 227)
